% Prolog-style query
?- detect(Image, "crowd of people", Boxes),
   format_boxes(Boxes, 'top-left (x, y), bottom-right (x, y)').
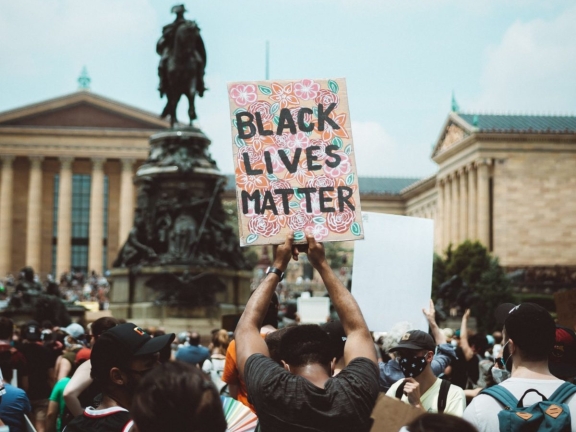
top-left (0, 233), bottom-right (573, 431)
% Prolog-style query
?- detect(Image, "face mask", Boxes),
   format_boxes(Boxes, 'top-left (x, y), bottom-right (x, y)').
top-left (399, 355), bottom-right (427, 378)
top-left (491, 367), bottom-right (511, 384)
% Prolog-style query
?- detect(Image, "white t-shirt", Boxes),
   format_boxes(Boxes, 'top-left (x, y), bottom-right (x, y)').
top-left (386, 377), bottom-right (466, 416)
top-left (463, 377), bottom-right (576, 432)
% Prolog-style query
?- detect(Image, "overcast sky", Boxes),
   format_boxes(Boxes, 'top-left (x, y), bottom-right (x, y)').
top-left (1, 1), bottom-right (575, 177)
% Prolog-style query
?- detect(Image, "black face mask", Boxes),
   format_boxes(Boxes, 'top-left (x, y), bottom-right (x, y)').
top-left (399, 355), bottom-right (427, 378)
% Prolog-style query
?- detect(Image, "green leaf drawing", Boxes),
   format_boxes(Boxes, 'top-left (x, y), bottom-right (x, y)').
top-left (267, 173), bottom-right (278, 181)
top-left (235, 135), bottom-right (246, 148)
top-left (350, 222), bottom-right (361, 236)
top-left (273, 115), bottom-right (280, 125)
top-left (294, 190), bottom-right (304, 200)
top-left (344, 145), bottom-right (352, 155)
top-left (332, 137), bottom-right (343, 149)
top-left (289, 201), bottom-right (300, 208)
top-left (313, 106), bottom-right (319, 117)
top-left (328, 80), bottom-right (339, 94)
top-left (233, 119), bottom-right (238, 128)
top-left (246, 233), bottom-right (259, 244)
top-left (313, 217), bottom-right (326, 224)
top-left (258, 85), bottom-right (272, 95)
top-left (346, 173), bottom-right (354, 185)
top-left (233, 108), bottom-right (245, 115)
top-left (270, 103), bottom-right (280, 115)
top-left (294, 231), bottom-right (305, 241)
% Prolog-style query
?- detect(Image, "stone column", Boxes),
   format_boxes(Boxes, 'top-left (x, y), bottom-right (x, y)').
top-left (435, 180), bottom-right (444, 252)
top-left (477, 159), bottom-right (491, 248)
top-left (88, 158), bottom-right (105, 274)
top-left (56, 158), bottom-right (73, 277)
top-left (118, 159), bottom-right (135, 245)
top-left (467, 164), bottom-right (477, 240)
top-left (451, 173), bottom-right (460, 245)
top-left (0, 156), bottom-right (15, 275)
top-left (443, 177), bottom-right (451, 248)
top-left (459, 167), bottom-right (468, 241)
top-left (26, 157), bottom-right (44, 271)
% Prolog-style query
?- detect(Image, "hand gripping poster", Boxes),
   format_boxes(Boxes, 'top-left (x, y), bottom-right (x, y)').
top-left (228, 78), bottom-right (364, 246)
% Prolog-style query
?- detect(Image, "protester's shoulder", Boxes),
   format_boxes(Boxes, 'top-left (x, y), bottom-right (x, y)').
top-left (245, 353), bottom-right (280, 373)
top-left (385, 378), bottom-right (405, 397)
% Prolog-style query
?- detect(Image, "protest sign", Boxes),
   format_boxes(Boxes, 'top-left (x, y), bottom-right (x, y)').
top-left (228, 78), bottom-right (364, 246)
top-left (352, 212), bottom-right (434, 332)
top-left (370, 394), bottom-right (420, 432)
top-left (554, 288), bottom-right (576, 329)
top-left (297, 297), bottom-right (330, 324)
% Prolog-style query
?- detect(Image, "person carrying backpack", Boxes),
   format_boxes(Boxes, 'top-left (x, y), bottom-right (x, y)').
top-left (463, 303), bottom-right (576, 432)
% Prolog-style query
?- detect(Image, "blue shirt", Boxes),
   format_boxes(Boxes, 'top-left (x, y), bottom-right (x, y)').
top-left (0, 383), bottom-right (31, 432)
top-left (175, 345), bottom-right (210, 366)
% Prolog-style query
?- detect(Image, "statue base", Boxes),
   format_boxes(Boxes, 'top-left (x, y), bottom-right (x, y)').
top-left (108, 266), bottom-right (252, 322)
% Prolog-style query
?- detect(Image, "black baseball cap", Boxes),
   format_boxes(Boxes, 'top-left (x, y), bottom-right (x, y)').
top-left (495, 303), bottom-right (555, 353)
top-left (24, 321), bottom-right (41, 342)
top-left (389, 330), bottom-right (436, 352)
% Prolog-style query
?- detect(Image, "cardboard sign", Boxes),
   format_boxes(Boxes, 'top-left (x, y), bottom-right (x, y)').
top-left (370, 394), bottom-right (421, 432)
top-left (352, 212), bottom-right (434, 332)
top-left (297, 297), bottom-right (330, 324)
top-left (554, 289), bottom-right (576, 329)
top-left (228, 78), bottom-right (364, 246)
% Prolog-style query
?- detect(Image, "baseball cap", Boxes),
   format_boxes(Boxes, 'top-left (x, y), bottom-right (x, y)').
top-left (24, 322), bottom-right (41, 342)
top-left (495, 303), bottom-right (555, 353)
top-left (389, 330), bottom-right (436, 352)
top-left (75, 347), bottom-right (91, 365)
top-left (549, 326), bottom-right (576, 379)
top-left (63, 323), bottom-right (85, 340)
top-left (94, 323), bottom-right (174, 358)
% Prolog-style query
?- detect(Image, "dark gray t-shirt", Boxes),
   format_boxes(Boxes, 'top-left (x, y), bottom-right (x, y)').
top-left (245, 354), bottom-right (379, 432)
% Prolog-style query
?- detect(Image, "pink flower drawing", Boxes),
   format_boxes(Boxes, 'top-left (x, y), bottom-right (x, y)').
top-left (323, 152), bottom-right (352, 178)
top-left (288, 210), bottom-right (312, 231)
top-left (305, 223), bottom-right (329, 241)
top-left (248, 100), bottom-right (273, 122)
top-left (300, 193), bottom-right (322, 216)
top-left (327, 208), bottom-right (355, 233)
top-left (248, 214), bottom-right (281, 238)
top-left (285, 132), bottom-right (310, 151)
top-left (263, 146), bottom-right (287, 173)
top-left (314, 89), bottom-right (340, 109)
top-left (294, 79), bottom-right (321, 100)
top-left (229, 84), bottom-right (258, 106)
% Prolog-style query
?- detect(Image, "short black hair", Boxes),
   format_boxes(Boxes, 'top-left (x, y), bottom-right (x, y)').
top-left (132, 362), bottom-right (227, 432)
top-left (189, 332), bottom-right (201, 346)
top-left (279, 325), bottom-right (332, 368)
top-left (0, 317), bottom-right (13, 340)
top-left (407, 413), bottom-right (478, 432)
top-left (265, 327), bottom-right (290, 365)
top-left (91, 317), bottom-right (119, 339)
top-left (469, 334), bottom-right (488, 355)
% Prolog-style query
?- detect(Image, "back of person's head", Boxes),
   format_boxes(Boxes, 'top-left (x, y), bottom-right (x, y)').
top-left (0, 317), bottom-right (13, 340)
top-left (468, 333), bottom-right (488, 356)
top-left (265, 327), bottom-right (290, 365)
top-left (320, 321), bottom-right (346, 361)
top-left (90, 317), bottom-right (119, 339)
top-left (189, 332), bottom-right (201, 346)
top-left (492, 331), bottom-right (503, 344)
top-left (212, 329), bottom-right (229, 354)
top-left (279, 324), bottom-right (332, 368)
top-left (406, 413), bottom-right (478, 432)
top-left (496, 303), bottom-right (555, 362)
top-left (131, 362), bottom-right (227, 432)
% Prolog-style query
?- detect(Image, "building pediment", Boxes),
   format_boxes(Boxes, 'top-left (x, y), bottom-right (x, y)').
top-left (0, 91), bottom-right (170, 130)
top-left (431, 112), bottom-right (474, 158)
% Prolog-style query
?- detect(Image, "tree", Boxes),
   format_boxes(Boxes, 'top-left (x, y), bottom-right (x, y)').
top-left (434, 240), bottom-right (513, 333)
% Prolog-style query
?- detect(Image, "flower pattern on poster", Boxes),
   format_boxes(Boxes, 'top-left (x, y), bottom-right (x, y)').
top-left (228, 78), bottom-right (364, 246)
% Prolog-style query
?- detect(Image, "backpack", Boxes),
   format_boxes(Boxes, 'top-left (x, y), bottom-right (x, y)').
top-left (395, 379), bottom-right (452, 413)
top-left (481, 382), bottom-right (576, 432)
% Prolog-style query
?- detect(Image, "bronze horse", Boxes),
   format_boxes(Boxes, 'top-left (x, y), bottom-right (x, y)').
top-left (160, 21), bottom-right (206, 126)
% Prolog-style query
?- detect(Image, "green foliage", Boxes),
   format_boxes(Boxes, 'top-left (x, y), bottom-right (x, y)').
top-left (434, 241), bottom-right (514, 333)
top-left (324, 242), bottom-right (352, 269)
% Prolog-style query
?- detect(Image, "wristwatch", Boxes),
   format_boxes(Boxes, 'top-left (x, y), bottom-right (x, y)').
top-left (266, 266), bottom-right (285, 281)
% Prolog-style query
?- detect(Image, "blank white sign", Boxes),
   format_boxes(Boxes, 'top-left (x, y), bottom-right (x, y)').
top-left (297, 297), bottom-right (330, 325)
top-left (352, 212), bottom-right (434, 332)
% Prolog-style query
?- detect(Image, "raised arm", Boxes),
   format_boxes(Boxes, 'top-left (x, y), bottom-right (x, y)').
top-left (423, 299), bottom-right (446, 345)
top-left (306, 235), bottom-right (376, 365)
top-left (459, 309), bottom-right (475, 361)
top-left (63, 360), bottom-right (92, 417)
top-left (236, 234), bottom-right (294, 378)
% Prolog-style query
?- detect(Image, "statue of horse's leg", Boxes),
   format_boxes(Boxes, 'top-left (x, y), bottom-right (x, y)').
top-left (187, 91), bottom-right (197, 123)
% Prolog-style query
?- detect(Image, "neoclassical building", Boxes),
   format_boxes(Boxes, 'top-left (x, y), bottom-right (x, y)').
top-left (1, 91), bottom-right (575, 285)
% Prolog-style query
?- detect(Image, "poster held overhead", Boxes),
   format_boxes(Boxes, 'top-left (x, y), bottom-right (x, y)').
top-left (227, 78), bottom-right (364, 246)
top-left (352, 212), bottom-right (434, 333)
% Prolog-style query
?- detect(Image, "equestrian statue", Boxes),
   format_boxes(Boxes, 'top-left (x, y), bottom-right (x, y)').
top-left (157, 4), bottom-right (207, 126)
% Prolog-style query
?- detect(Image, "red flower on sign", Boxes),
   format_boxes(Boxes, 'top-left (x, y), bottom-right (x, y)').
top-left (248, 214), bottom-right (281, 238)
top-left (229, 84), bottom-right (258, 106)
top-left (270, 83), bottom-right (299, 108)
top-left (306, 175), bottom-right (335, 189)
top-left (305, 223), bottom-right (329, 241)
top-left (248, 101), bottom-right (272, 123)
top-left (315, 89), bottom-right (340, 109)
top-left (308, 139), bottom-right (329, 161)
top-left (288, 210), bottom-right (312, 231)
top-left (294, 79), bottom-right (321, 100)
top-left (327, 208), bottom-right (355, 233)
top-left (285, 132), bottom-right (310, 150)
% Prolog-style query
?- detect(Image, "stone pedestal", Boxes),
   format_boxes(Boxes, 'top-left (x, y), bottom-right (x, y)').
top-left (109, 266), bottom-right (252, 322)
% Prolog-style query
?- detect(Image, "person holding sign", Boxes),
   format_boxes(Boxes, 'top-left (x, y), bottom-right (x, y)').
top-left (235, 233), bottom-right (379, 432)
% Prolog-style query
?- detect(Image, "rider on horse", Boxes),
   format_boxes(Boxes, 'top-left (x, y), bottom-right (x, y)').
top-left (156, 4), bottom-right (207, 99)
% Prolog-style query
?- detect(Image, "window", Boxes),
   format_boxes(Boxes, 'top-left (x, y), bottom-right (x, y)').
top-left (52, 173), bottom-right (109, 275)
